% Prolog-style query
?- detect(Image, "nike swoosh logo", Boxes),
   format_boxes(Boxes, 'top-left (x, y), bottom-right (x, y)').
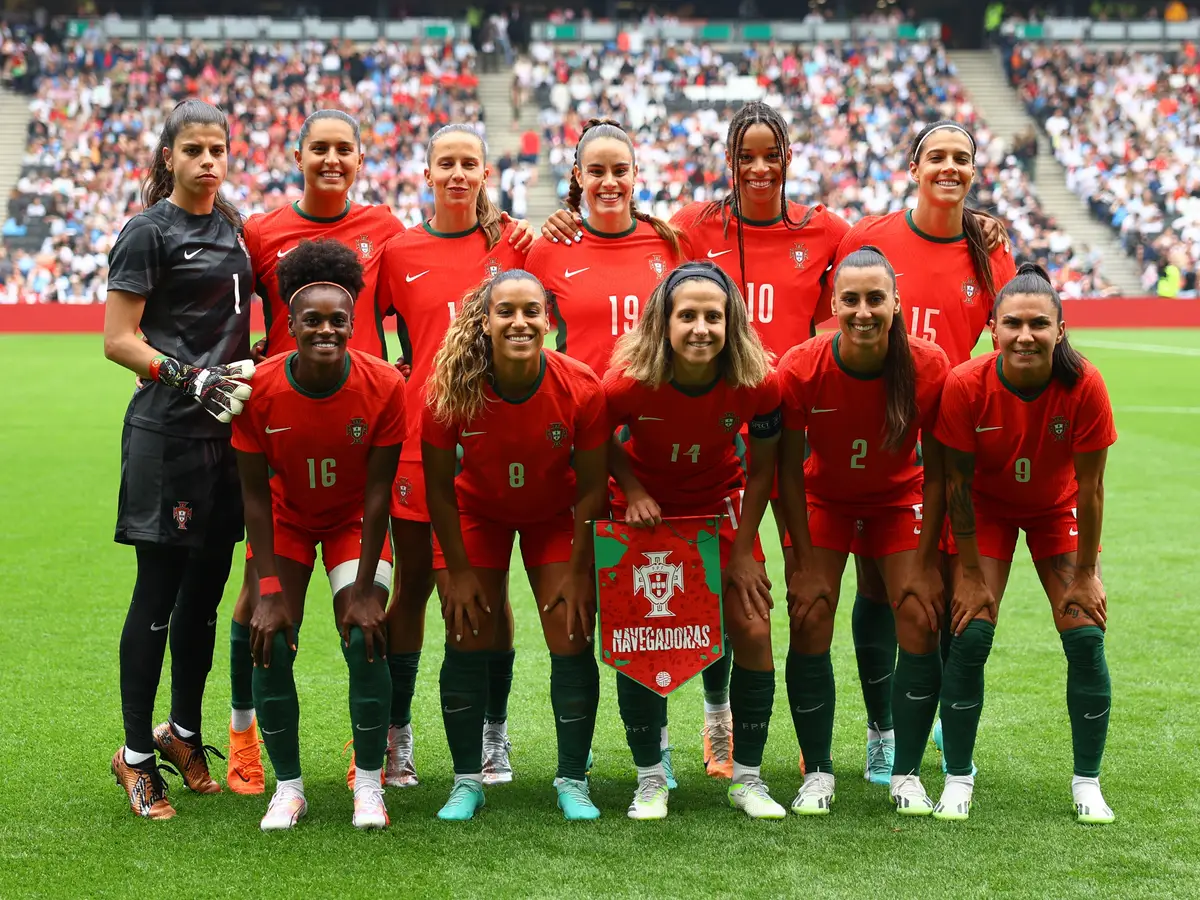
top-left (262, 727), bottom-right (285, 735)
top-left (905, 692), bottom-right (934, 701)
top-left (706, 249), bottom-right (733, 259)
top-left (975, 425), bottom-right (1002, 432)
top-left (1083, 707), bottom-right (1109, 720)
top-left (810, 408), bottom-right (837, 414)
top-left (461, 431), bottom-right (486, 437)
top-left (443, 706), bottom-right (471, 714)
top-left (637, 415), bottom-right (663, 421)
top-left (150, 622), bottom-right (168, 632)
top-left (406, 271), bottom-right (430, 282)
top-left (867, 674), bottom-right (891, 685)
top-left (184, 248), bottom-right (202, 259)
top-left (356, 723), bottom-right (383, 731)
top-left (277, 247), bottom-right (296, 258)
top-left (558, 715), bottom-right (587, 724)
top-left (206, 617), bottom-right (218, 627)
top-left (265, 426), bottom-right (291, 434)
top-left (951, 701), bottom-right (980, 711)
top-left (564, 267), bottom-right (590, 278)
top-left (794, 704), bottom-right (824, 713)
top-left (1069, 528), bottom-right (1079, 536)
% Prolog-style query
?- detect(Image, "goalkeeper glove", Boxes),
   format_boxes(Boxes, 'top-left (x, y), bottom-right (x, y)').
top-left (149, 355), bottom-right (255, 423)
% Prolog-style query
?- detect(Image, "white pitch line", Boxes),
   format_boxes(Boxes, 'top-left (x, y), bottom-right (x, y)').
top-left (1115, 406), bottom-right (1200, 415)
top-left (1074, 339), bottom-right (1200, 357)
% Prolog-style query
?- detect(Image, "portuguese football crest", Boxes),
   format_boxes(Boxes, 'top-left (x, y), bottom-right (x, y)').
top-left (347, 417), bottom-right (369, 444)
top-left (791, 242), bottom-right (809, 269)
top-left (595, 516), bottom-right (725, 696)
top-left (545, 421), bottom-right (568, 448)
top-left (355, 234), bottom-right (373, 259)
top-left (484, 257), bottom-right (502, 278)
top-left (962, 277), bottom-right (979, 305)
top-left (173, 501), bottom-right (193, 531)
top-left (719, 411), bottom-right (738, 432)
top-left (1049, 415), bottom-right (1070, 441)
top-left (648, 254), bottom-right (667, 280)
top-left (395, 476), bottom-right (413, 506)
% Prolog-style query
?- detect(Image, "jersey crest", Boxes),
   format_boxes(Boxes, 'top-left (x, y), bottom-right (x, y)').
top-left (347, 417), bottom-right (369, 445)
top-left (395, 476), bottom-right (413, 505)
top-left (173, 501), bottom-right (193, 531)
top-left (632, 551), bottom-right (684, 618)
top-left (791, 242), bottom-right (809, 270)
top-left (1049, 415), bottom-right (1070, 441)
top-left (648, 253), bottom-right (667, 281)
top-left (719, 411), bottom-right (738, 433)
top-left (355, 234), bottom-right (374, 260)
top-left (546, 421), bottom-right (569, 448)
top-left (961, 277), bottom-right (979, 305)
top-left (484, 256), bottom-right (502, 279)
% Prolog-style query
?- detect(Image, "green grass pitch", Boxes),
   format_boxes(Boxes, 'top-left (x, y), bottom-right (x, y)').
top-left (0, 330), bottom-right (1197, 899)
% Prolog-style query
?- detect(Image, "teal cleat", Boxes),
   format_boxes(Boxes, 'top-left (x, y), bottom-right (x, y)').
top-left (586, 748), bottom-right (594, 774)
top-left (555, 777), bottom-right (601, 820)
top-left (436, 779), bottom-right (486, 821)
top-left (864, 730), bottom-right (894, 786)
top-left (661, 747), bottom-right (678, 790)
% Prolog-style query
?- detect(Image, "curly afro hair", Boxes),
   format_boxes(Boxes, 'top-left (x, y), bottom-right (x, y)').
top-left (276, 238), bottom-right (365, 309)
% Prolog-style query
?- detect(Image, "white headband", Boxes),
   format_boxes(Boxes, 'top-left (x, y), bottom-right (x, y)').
top-left (913, 124), bottom-right (976, 161)
top-left (290, 281), bottom-right (355, 306)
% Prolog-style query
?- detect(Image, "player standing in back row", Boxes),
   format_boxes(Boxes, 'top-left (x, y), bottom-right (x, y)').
top-left (103, 99), bottom-right (254, 819)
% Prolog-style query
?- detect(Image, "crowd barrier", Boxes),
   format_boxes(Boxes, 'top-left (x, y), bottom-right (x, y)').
top-left (3, 299), bottom-right (1198, 335)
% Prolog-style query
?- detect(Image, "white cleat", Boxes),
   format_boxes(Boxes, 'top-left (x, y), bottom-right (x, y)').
top-left (260, 783), bottom-right (307, 831)
top-left (482, 723), bottom-right (513, 785)
top-left (627, 774), bottom-right (670, 820)
top-left (352, 778), bottom-right (389, 830)
top-left (933, 774), bottom-right (975, 821)
top-left (791, 771), bottom-right (836, 816)
top-left (1072, 776), bottom-right (1115, 825)
top-left (384, 724), bottom-right (418, 788)
top-left (891, 774), bottom-right (935, 816)
top-left (729, 777), bottom-right (787, 819)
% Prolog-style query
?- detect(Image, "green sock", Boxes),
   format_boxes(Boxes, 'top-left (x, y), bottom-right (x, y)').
top-left (342, 628), bottom-right (391, 771)
top-left (251, 632), bottom-right (301, 781)
top-left (700, 633), bottom-right (732, 705)
top-left (229, 620), bottom-right (254, 714)
top-left (890, 648), bottom-right (942, 776)
top-left (388, 652), bottom-right (420, 727)
top-left (851, 593), bottom-right (896, 730)
top-left (941, 620), bottom-right (994, 776)
top-left (730, 664), bottom-right (774, 767)
top-left (616, 672), bottom-right (667, 767)
top-left (439, 645), bottom-right (488, 775)
top-left (485, 648), bottom-right (515, 724)
top-left (1061, 626), bottom-right (1111, 778)
top-left (786, 650), bottom-right (836, 773)
top-left (550, 651), bottom-right (600, 780)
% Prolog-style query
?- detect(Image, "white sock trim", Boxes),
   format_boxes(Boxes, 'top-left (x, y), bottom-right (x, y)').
top-left (171, 721), bottom-right (196, 739)
top-left (231, 708), bottom-right (255, 732)
top-left (704, 700), bottom-right (731, 716)
top-left (659, 726), bottom-right (670, 750)
top-left (454, 773), bottom-right (484, 785)
top-left (731, 763), bottom-right (761, 783)
top-left (277, 776), bottom-right (305, 796)
top-left (353, 767), bottom-right (382, 790)
top-left (636, 763), bottom-right (667, 781)
top-left (124, 748), bottom-right (154, 766)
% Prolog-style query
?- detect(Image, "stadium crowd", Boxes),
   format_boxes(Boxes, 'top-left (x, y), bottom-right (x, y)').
top-left (1008, 41), bottom-right (1200, 296)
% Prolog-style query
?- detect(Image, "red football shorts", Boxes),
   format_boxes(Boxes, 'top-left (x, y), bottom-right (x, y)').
top-left (247, 517), bottom-right (394, 595)
top-left (610, 488), bottom-right (765, 567)
top-left (783, 499), bottom-right (923, 558)
top-left (390, 458), bottom-right (429, 522)
top-left (974, 505), bottom-right (1091, 562)
top-left (433, 509), bottom-right (575, 571)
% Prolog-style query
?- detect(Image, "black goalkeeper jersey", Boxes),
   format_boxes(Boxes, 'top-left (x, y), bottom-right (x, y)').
top-left (108, 199), bottom-right (253, 439)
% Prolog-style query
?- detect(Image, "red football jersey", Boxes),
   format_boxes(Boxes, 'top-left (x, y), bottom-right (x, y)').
top-left (243, 202), bottom-right (405, 359)
top-left (778, 331), bottom-right (950, 509)
top-left (421, 350), bottom-right (607, 524)
top-left (231, 349), bottom-right (408, 531)
top-left (671, 201), bottom-right (850, 359)
top-left (832, 210), bottom-right (1017, 366)
top-left (604, 366), bottom-right (782, 510)
top-left (378, 220), bottom-right (529, 464)
top-left (525, 220), bottom-right (684, 375)
top-left (934, 352), bottom-right (1117, 518)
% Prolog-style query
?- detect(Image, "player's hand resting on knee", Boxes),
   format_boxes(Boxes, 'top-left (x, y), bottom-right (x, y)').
top-left (1059, 570), bottom-right (1107, 631)
top-left (726, 552), bottom-right (773, 620)
top-left (340, 586), bottom-right (388, 661)
top-left (442, 569), bottom-right (490, 643)
top-left (895, 559), bottom-right (945, 633)
top-left (786, 565), bottom-right (835, 626)
top-left (950, 573), bottom-right (998, 636)
top-left (250, 585), bottom-right (295, 668)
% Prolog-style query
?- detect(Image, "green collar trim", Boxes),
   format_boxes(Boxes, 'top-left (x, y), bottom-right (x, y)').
top-left (291, 200), bottom-right (351, 224)
top-left (422, 220), bottom-right (480, 239)
top-left (582, 218), bottom-right (637, 239)
top-left (905, 208), bottom-right (964, 244)
top-left (286, 351), bottom-right (351, 398)
top-left (832, 332), bottom-right (883, 381)
top-left (995, 353), bottom-right (1049, 402)
top-left (494, 352), bottom-right (546, 404)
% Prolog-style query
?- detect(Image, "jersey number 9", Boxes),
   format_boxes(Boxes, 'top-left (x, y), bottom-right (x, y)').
top-left (307, 457), bottom-right (336, 488)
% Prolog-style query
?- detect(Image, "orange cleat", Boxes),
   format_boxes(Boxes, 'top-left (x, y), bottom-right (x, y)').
top-left (153, 722), bottom-right (223, 794)
top-left (798, 749), bottom-right (807, 776)
top-left (344, 739), bottom-right (357, 791)
top-left (111, 748), bottom-right (176, 820)
top-left (701, 708), bottom-right (734, 779)
top-left (227, 719), bottom-right (265, 795)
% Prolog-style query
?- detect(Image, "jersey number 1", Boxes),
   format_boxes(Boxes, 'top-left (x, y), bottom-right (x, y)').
top-left (232, 274), bottom-right (242, 315)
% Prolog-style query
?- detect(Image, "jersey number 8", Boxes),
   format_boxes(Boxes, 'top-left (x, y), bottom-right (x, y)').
top-left (509, 462), bottom-right (525, 488)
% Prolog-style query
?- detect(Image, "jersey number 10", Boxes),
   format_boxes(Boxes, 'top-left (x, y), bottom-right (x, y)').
top-left (744, 283), bottom-right (774, 324)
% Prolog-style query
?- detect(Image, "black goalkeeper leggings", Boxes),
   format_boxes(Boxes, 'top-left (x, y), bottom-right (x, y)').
top-left (119, 542), bottom-right (234, 754)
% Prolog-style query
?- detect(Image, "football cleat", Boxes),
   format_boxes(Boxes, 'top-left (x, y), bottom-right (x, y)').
top-left (482, 724), bottom-right (513, 785)
top-left (1072, 776), bottom-right (1115, 825)
top-left (891, 773), bottom-right (935, 816)
top-left (260, 783), bottom-right (307, 831)
top-left (344, 740), bottom-right (357, 791)
top-left (701, 708), bottom-right (733, 779)
top-left (555, 777), bottom-right (601, 820)
top-left (933, 774), bottom-right (975, 821)
top-left (152, 722), bottom-right (222, 794)
top-left (352, 778), bottom-right (389, 830)
top-left (661, 746), bottom-right (678, 790)
top-left (227, 719), bottom-right (265, 795)
top-left (729, 778), bottom-right (787, 819)
top-left (384, 724), bottom-right (418, 788)
top-left (437, 779), bottom-right (486, 821)
top-left (111, 749), bottom-right (176, 820)
top-left (864, 727), bottom-right (895, 786)
top-left (791, 771), bottom-right (836, 816)
top-left (627, 774), bottom-right (669, 820)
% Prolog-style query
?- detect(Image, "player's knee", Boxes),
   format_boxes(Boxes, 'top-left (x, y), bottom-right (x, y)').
top-left (951, 620), bottom-right (995, 667)
top-left (1060, 624), bottom-right (1105, 666)
top-left (726, 613), bottom-right (771, 648)
top-left (893, 597), bottom-right (934, 634)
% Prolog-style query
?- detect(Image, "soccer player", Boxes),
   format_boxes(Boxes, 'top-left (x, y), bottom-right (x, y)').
top-left (103, 99), bottom-right (254, 819)
top-left (832, 120), bottom-right (1018, 784)
top-left (376, 124), bottom-right (532, 789)
top-left (422, 270), bottom-right (609, 821)
top-left (604, 260), bottom-right (785, 821)
top-left (525, 118), bottom-right (685, 376)
top-left (777, 246), bottom-right (950, 817)
top-left (932, 264), bottom-right (1116, 824)
top-left (232, 238), bottom-right (407, 831)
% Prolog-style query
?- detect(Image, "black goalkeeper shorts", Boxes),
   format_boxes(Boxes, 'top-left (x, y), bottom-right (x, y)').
top-left (115, 423), bottom-right (243, 549)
